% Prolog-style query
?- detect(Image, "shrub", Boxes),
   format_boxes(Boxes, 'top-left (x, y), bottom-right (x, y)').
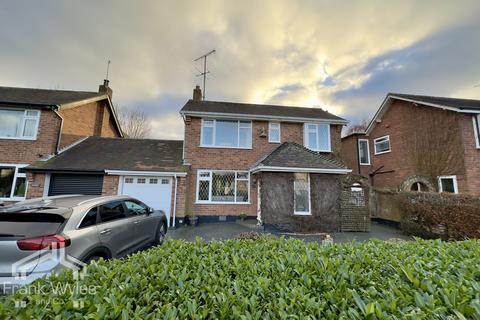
top-left (399, 192), bottom-right (480, 240)
top-left (1, 238), bottom-right (480, 319)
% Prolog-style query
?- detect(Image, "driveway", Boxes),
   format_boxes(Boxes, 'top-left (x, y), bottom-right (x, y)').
top-left (167, 220), bottom-right (411, 243)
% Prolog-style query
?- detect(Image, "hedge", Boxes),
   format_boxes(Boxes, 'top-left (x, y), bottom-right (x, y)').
top-left (1, 238), bottom-right (480, 319)
top-left (399, 192), bottom-right (480, 240)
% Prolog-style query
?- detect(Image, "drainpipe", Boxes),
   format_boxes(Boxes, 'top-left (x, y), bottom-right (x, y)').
top-left (172, 174), bottom-right (178, 228)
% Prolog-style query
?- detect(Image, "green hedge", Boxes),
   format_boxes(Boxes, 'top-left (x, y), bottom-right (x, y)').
top-left (1, 238), bottom-right (480, 319)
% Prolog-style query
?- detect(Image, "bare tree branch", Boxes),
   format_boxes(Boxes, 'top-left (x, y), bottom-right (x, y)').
top-left (115, 106), bottom-right (152, 139)
top-left (344, 118), bottom-right (370, 135)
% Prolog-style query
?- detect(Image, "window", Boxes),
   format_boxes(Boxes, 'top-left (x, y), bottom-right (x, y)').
top-left (149, 178), bottom-right (158, 184)
top-left (125, 177), bottom-right (134, 184)
top-left (196, 170), bottom-right (250, 203)
top-left (201, 119), bottom-right (252, 148)
top-left (438, 176), bottom-right (458, 194)
top-left (411, 182), bottom-right (428, 192)
top-left (161, 179), bottom-right (169, 184)
top-left (473, 115), bottom-right (480, 149)
top-left (350, 183), bottom-right (365, 206)
top-left (268, 122), bottom-right (281, 143)
top-left (99, 201), bottom-right (129, 223)
top-left (374, 135), bottom-right (391, 155)
top-left (0, 109), bottom-right (40, 139)
top-left (0, 164), bottom-right (27, 200)
top-left (304, 123), bottom-right (330, 152)
top-left (79, 207), bottom-right (98, 229)
top-left (294, 173), bottom-right (311, 215)
top-left (358, 139), bottom-right (370, 165)
top-left (137, 178), bottom-right (146, 184)
top-left (124, 200), bottom-right (148, 215)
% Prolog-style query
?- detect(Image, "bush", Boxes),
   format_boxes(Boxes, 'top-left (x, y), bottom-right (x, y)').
top-left (399, 192), bottom-right (480, 240)
top-left (1, 238), bottom-right (480, 319)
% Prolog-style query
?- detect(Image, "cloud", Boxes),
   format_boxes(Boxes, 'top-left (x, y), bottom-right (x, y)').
top-left (0, 0), bottom-right (479, 137)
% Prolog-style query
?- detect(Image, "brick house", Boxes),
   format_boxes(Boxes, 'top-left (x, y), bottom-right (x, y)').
top-left (341, 93), bottom-right (480, 196)
top-left (0, 81), bottom-right (122, 203)
top-left (180, 86), bottom-right (352, 231)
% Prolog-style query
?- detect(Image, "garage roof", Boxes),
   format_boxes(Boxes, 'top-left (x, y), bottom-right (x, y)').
top-left (26, 137), bottom-right (187, 173)
top-left (250, 142), bottom-right (350, 174)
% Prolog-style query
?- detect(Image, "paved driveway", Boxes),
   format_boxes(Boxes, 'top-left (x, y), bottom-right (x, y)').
top-left (167, 220), bottom-right (411, 243)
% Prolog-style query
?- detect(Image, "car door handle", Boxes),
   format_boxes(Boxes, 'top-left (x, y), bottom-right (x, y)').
top-left (100, 229), bottom-right (112, 235)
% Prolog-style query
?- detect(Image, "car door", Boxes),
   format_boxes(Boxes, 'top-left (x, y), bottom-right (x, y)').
top-left (124, 199), bottom-right (158, 248)
top-left (97, 201), bottom-right (137, 258)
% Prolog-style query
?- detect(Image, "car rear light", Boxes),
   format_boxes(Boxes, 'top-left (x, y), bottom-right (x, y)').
top-left (17, 235), bottom-right (71, 251)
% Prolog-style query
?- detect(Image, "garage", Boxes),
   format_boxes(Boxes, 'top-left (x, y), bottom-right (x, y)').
top-left (48, 173), bottom-right (104, 196)
top-left (119, 176), bottom-right (172, 224)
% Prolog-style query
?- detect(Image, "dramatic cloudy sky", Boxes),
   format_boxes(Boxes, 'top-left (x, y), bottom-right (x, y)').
top-left (1, 1), bottom-right (479, 138)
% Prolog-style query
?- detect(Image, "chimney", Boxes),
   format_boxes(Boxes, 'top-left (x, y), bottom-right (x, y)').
top-left (99, 79), bottom-right (113, 100)
top-left (193, 85), bottom-right (202, 101)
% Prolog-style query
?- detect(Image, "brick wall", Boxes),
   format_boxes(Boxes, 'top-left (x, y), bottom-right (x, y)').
top-left (102, 175), bottom-right (119, 195)
top-left (58, 100), bottom-right (119, 149)
top-left (183, 116), bottom-right (343, 217)
top-left (26, 172), bottom-right (47, 198)
top-left (340, 134), bottom-right (371, 176)
top-left (340, 174), bottom-right (370, 232)
top-left (0, 110), bottom-right (61, 164)
top-left (459, 114), bottom-right (480, 196)
top-left (171, 176), bottom-right (186, 218)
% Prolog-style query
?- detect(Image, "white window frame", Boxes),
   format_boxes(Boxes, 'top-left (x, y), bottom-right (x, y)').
top-left (268, 122), bottom-right (281, 143)
top-left (200, 119), bottom-right (252, 149)
top-left (293, 173), bottom-right (311, 215)
top-left (438, 175), bottom-right (458, 194)
top-left (303, 123), bottom-right (331, 152)
top-left (473, 115), bottom-right (480, 149)
top-left (196, 170), bottom-right (250, 204)
top-left (0, 109), bottom-right (40, 140)
top-left (358, 139), bottom-right (370, 165)
top-left (0, 163), bottom-right (28, 201)
top-left (373, 135), bottom-right (391, 155)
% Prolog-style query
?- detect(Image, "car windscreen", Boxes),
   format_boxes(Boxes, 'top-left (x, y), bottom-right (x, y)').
top-left (0, 212), bottom-right (65, 239)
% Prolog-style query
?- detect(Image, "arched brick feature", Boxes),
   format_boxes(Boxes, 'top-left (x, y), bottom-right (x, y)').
top-left (340, 174), bottom-right (371, 232)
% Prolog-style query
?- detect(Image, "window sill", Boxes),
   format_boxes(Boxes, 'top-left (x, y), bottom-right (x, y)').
top-left (359, 163), bottom-right (371, 166)
top-left (304, 147), bottom-right (331, 153)
top-left (0, 136), bottom-right (37, 141)
top-left (293, 212), bottom-right (311, 216)
top-left (268, 141), bottom-right (281, 144)
top-left (195, 201), bottom-right (251, 205)
top-left (374, 150), bottom-right (391, 155)
top-left (199, 145), bottom-right (252, 150)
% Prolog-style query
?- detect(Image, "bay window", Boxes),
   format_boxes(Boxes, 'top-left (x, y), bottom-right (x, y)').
top-left (196, 170), bottom-right (250, 203)
top-left (0, 164), bottom-right (27, 200)
top-left (0, 109), bottom-right (40, 140)
top-left (294, 173), bottom-right (311, 215)
top-left (201, 119), bottom-right (252, 148)
top-left (304, 123), bottom-right (330, 152)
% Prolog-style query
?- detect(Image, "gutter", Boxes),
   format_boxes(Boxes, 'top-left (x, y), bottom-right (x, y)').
top-left (51, 107), bottom-right (63, 154)
top-left (250, 165), bottom-right (352, 174)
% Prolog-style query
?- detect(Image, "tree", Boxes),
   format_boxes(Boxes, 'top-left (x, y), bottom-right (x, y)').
top-left (344, 118), bottom-right (370, 135)
top-left (115, 106), bottom-right (152, 139)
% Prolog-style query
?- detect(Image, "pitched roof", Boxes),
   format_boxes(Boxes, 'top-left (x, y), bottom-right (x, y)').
top-left (365, 93), bottom-right (480, 134)
top-left (26, 137), bottom-right (187, 173)
top-left (390, 93), bottom-right (480, 111)
top-left (251, 142), bottom-right (350, 173)
top-left (0, 86), bottom-right (105, 106)
top-left (180, 99), bottom-right (348, 124)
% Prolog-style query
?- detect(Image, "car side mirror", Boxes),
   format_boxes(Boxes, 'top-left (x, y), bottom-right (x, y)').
top-left (147, 207), bottom-right (155, 214)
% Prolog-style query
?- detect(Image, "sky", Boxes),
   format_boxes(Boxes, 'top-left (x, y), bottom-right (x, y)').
top-left (1, 0), bottom-right (480, 139)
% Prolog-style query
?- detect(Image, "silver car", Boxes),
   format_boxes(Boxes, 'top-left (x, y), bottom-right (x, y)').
top-left (0, 195), bottom-right (168, 293)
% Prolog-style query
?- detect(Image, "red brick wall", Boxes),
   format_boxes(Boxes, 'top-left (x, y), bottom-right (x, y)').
top-left (459, 114), bottom-right (480, 196)
top-left (26, 172), bottom-right (47, 199)
top-left (58, 100), bottom-right (119, 149)
top-left (170, 176), bottom-right (186, 218)
top-left (0, 110), bottom-right (61, 164)
top-left (183, 117), bottom-right (343, 217)
top-left (365, 100), bottom-right (472, 193)
top-left (102, 175), bottom-right (119, 195)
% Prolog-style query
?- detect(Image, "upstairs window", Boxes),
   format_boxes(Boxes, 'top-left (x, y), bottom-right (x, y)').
top-left (304, 123), bottom-right (330, 152)
top-left (268, 122), bottom-right (281, 143)
top-left (201, 119), bottom-right (252, 149)
top-left (0, 109), bottom-right (40, 140)
top-left (374, 135), bottom-right (391, 155)
top-left (473, 115), bottom-right (480, 149)
top-left (358, 139), bottom-right (370, 165)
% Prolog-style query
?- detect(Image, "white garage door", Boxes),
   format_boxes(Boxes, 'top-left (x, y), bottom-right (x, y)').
top-left (120, 176), bottom-right (172, 225)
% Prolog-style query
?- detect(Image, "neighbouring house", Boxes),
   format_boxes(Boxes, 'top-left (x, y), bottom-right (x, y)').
top-left (0, 81), bottom-right (122, 204)
top-left (341, 93), bottom-right (480, 196)
top-left (180, 86), bottom-right (355, 232)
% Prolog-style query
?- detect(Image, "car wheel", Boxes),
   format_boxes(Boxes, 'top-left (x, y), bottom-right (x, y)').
top-left (84, 255), bottom-right (102, 264)
top-left (155, 222), bottom-right (167, 246)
